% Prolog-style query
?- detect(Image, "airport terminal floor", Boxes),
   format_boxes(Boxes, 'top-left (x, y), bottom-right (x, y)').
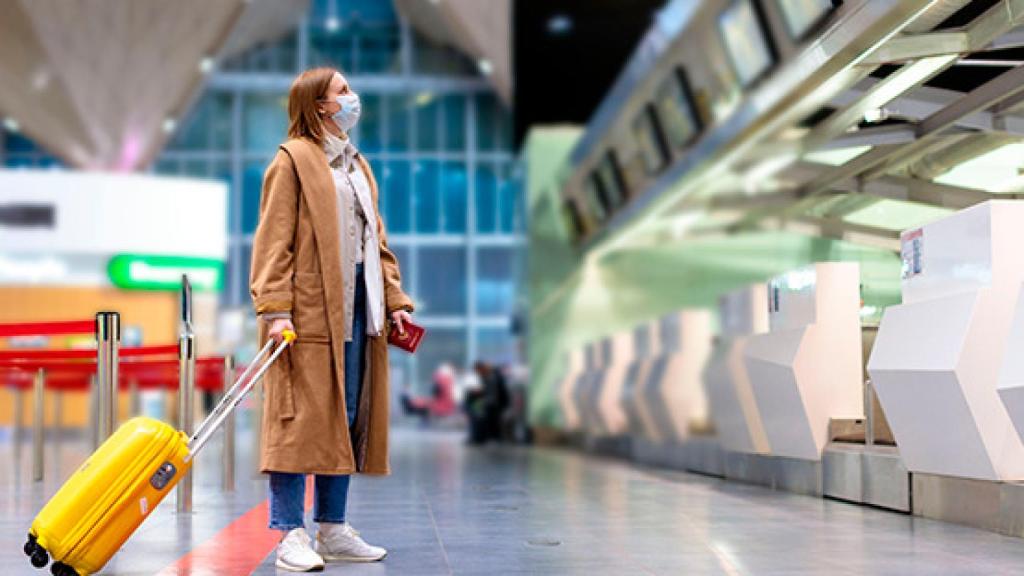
top-left (6, 423), bottom-right (1024, 576)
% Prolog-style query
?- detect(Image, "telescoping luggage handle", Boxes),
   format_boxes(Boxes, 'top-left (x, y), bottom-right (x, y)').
top-left (186, 330), bottom-right (296, 459)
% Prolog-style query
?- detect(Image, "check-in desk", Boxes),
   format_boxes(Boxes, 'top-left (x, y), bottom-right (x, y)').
top-left (621, 322), bottom-right (660, 441)
top-left (572, 343), bottom-right (604, 436)
top-left (705, 285), bottom-right (771, 455)
top-left (629, 310), bottom-right (715, 471)
top-left (645, 310), bottom-right (713, 444)
top-left (591, 332), bottom-right (634, 438)
top-left (745, 263), bottom-right (864, 462)
top-left (558, 348), bottom-right (584, 432)
top-left (870, 201), bottom-right (1024, 482)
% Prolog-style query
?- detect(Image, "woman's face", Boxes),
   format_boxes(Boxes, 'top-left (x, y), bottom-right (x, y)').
top-left (319, 72), bottom-right (353, 116)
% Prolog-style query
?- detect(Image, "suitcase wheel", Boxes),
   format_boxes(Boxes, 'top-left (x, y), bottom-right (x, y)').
top-left (51, 562), bottom-right (77, 576)
top-left (29, 547), bottom-right (48, 568)
top-left (23, 533), bottom-right (38, 557)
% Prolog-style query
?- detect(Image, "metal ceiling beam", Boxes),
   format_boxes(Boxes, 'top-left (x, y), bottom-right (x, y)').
top-left (803, 56), bottom-right (957, 152)
top-left (861, 175), bottom-right (1003, 208)
top-left (918, 64), bottom-right (1024, 136)
top-left (833, 79), bottom-right (1024, 137)
top-left (789, 160), bottom-right (1000, 209)
top-left (802, 64), bottom-right (1024, 197)
top-left (860, 31), bottom-right (969, 66)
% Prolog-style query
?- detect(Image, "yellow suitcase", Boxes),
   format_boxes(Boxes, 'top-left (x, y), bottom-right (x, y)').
top-left (23, 330), bottom-right (295, 576)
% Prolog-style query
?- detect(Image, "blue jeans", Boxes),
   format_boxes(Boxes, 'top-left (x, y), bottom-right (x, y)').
top-left (268, 264), bottom-right (368, 531)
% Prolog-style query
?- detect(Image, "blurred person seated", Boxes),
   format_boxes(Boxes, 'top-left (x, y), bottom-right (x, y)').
top-left (465, 361), bottom-right (510, 445)
top-left (400, 363), bottom-right (457, 424)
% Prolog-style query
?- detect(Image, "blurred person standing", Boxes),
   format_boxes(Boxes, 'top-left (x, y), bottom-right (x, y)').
top-left (250, 67), bottom-right (415, 572)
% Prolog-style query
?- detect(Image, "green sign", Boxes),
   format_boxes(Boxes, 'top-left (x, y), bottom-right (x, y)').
top-left (108, 254), bottom-right (225, 292)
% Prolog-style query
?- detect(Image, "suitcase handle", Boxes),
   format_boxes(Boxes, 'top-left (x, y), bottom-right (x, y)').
top-left (186, 330), bottom-right (296, 458)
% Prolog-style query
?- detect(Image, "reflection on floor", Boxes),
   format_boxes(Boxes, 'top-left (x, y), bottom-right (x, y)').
top-left (5, 421), bottom-right (1024, 575)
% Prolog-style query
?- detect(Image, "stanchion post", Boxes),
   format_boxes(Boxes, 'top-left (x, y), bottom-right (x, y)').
top-left (865, 378), bottom-right (876, 447)
top-left (14, 387), bottom-right (24, 461)
top-left (253, 380), bottom-right (263, 478)
top-left (177, 275), bottom-right (196, 514)
top-left (129, 378), bottom-right (140, 417)
top-left (222, 355), bottom-right (236, 492)
top-left (33, 368), bottom-right (45, 482)
top-left (88, 374), bottom-right (98, 450)
top-left (95, 312), bottom-right (120, 443)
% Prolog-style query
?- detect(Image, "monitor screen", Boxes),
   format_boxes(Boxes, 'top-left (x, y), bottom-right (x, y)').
top-left (654, 69), bottom-right (702, 150)
top-left (633, 105), bottom-right (670, 175)
top-left (596, 152), bottom-right (626, 208)
top-left (718, 0), bottom-right (776, 87)
top-left (776, 0), bottom-right (839, 39)
top-left (563, 199), bottom-right (585, 239)
top-left (584, 176), bottom-right (608, 224)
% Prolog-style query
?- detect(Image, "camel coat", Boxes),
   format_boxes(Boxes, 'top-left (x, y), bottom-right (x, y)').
top-left (249, 137), bottom-right (414, 475)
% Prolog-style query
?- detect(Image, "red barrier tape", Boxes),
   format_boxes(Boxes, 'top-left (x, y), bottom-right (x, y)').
top-left (0, 344), bottom-right (179, 361)
top-left (0, 357), bottom-right (226, 372)
top-left (0, 320), bottom-right (95, 338)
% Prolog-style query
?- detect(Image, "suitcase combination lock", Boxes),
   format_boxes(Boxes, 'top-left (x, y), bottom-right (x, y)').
top-left (149, 462), bottom-right (177, 490)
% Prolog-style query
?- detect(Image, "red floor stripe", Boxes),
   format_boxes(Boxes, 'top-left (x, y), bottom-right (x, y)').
top-left (154, 477), bottom-right (315, 575)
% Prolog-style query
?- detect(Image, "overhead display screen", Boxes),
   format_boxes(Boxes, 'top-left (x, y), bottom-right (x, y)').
top-left (654, 69), bottom-right (702, 150)
top-left (596, 151), bottom-right (627, 208)
top-left (583, 176), bottom-right (609, 224)
top-left (776, 0), bottom-right (840, 39)
top-left (717, 0), bottom-right (776, 87)
top-left (632, 105), bottom-right (670, 175)
top-left (563, 199), bottom-right (585, 239)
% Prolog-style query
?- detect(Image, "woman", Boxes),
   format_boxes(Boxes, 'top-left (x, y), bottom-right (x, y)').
top-left (250, 67), bottom-right (414, 572)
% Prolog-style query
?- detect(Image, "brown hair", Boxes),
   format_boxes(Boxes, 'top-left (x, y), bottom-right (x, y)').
top-left (287, 67), bottom-right (336, 146)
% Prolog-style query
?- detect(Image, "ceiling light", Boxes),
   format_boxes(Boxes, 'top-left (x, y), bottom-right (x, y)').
top-left (199, 57), bottom-right (215, 74)
top-left (547, 14), bottom-right (573, 35)
top-left (477, 59), bottom-right (494, 76)
top-left (863, 107), bottom-right (888, 124)
top-left (326, 16), bottom-right (340, 32)
top-left (3, 117), bottom-right (19, 132)
top-left (162, 118), bottom-right (177, 134)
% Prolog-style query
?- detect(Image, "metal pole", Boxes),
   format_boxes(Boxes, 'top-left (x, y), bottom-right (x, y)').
top-left (88, 374), bottom-right (98, 449)
top-left (865, 378), bottom-right (876, 447)
top-left (254, 380), bottom-right (263, 478)
top-left (129, 378), bottom-right (140, 417)
top-left (95, 312), bottom-right (120, 443)
top-left (14, 387), bottom-right (24, 461)
top-left (177, 274), bottom-right (195, 514)
top-left (222, 355), bottom-right (236, 492)
top-left (177, 332), bottom-right (196, 513)
top-left (32, 369), bottom-right (45, 482)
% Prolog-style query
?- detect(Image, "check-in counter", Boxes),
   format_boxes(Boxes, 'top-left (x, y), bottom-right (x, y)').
top-left (705, 284), bottom-right (771, 454)
top-left (870, 201), bottom-right (1024, 481)
top-left (572, 343), bottom-right (605, 435)
top-left (558, 348), bottom-right (585, 431)
top-left (641, 310), bottom-right (713, 444)
top-left (622, 322), bottom-right (661, 441)
top-left (590, 331), bottom-right (635, 437)
top-left (746, 263), bottom-right (863, 461)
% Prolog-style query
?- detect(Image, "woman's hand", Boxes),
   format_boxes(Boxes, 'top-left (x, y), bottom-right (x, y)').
top-left (391, 309), bottom-right (412, 335)
top-left (268, 317), bottom-right (295, 344)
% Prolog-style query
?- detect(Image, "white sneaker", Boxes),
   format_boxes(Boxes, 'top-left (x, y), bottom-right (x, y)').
top-left (275, 528), bottom-right (325, 572)
top-left (316, 522), bottom-right (388, 562)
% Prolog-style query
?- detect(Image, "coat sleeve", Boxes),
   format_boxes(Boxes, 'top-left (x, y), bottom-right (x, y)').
top-left (358, 155), bottom-right (415, 314)
top-left (250, 150), bottom-right (299, 316)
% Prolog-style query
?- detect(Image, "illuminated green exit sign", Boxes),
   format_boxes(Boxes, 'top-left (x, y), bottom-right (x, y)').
top-left (108, 255), bottom-right (225, 292)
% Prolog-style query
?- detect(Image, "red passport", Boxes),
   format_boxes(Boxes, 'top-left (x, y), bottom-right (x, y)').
top-left (388, 320), bottom-right (425, 353)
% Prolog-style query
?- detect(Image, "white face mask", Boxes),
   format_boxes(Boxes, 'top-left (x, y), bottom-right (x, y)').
top-left (329, 92), bottom-right (361, 132)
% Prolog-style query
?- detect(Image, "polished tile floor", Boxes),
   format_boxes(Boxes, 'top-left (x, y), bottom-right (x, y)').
top-left (5, 417), bottom-right (1024, 575)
